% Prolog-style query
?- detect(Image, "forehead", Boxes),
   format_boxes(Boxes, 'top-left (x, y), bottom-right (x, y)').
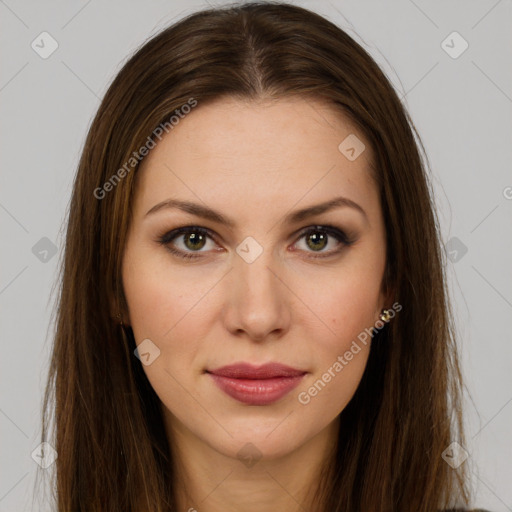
top-left (132, 96), bottom-right (378, 222)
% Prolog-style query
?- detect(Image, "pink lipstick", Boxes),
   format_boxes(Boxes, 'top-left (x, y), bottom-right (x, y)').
top-left (206, 362), bottom-right (306, 405)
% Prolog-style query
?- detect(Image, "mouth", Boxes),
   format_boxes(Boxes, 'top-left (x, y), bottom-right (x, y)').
top-left (206, 362), bottom-right (307, 405)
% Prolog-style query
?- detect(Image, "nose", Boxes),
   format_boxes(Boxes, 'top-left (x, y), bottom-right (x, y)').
top-left (221, 248), bottom-right (291, 343)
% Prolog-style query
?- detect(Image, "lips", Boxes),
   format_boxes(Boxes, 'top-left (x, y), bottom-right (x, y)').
top-left (206, 362), bottom-right (307, 405)
top-left (208, 362), bottom-right (306, 379)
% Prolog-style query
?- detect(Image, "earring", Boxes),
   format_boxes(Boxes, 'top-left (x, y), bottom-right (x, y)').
top-left (379, 309), bottom-right (392, 322)
top-left (117, 312), bottom-right (124, 327)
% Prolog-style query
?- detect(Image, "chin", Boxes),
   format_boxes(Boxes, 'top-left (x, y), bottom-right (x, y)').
top-left (203, 416), bottom-right (317, 463)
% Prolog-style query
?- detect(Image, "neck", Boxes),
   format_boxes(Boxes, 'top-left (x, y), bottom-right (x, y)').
top-left (166, 414), bottom-right (339, 512)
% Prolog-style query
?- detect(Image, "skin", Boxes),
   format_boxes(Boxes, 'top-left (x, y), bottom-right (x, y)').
top-left (121, 96), bottom-right (391, 511)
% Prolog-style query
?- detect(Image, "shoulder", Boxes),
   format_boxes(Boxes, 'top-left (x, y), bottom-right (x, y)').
top-left (441, 509), bottom-right (493, 512)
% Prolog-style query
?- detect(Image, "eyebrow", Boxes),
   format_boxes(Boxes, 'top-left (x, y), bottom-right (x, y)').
top-left (145, 196), bottom-right (368, 227)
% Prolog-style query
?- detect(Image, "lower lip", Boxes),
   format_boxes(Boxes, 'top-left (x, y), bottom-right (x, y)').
top-left (207, 373), bottom-right (305, 405)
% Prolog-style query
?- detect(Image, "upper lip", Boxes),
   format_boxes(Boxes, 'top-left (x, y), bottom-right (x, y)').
top-left (207, 362), bottom-right (306, 379)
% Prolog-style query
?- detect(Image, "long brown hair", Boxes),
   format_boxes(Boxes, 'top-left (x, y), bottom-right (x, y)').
top-left (38, 2), bottom-right (473, 510)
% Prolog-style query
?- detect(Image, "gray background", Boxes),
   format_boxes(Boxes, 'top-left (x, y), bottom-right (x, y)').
top-left (1, 0), bottom-right (511, 510)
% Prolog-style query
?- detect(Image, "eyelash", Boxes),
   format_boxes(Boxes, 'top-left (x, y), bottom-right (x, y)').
top-left (156, 225), bottom-right (355, 261)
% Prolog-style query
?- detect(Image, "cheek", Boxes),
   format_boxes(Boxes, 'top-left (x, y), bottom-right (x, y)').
top-left (123, 243), bottom-right (205, 339)
top-left (293, 258), bottom-right (383, 411)
top-left (122, 247), bottom-right (223, 382)
top-left (297, 343), bottom-right (370, 423)
top-left (300, 258), bottom-right (384, 345)
top-left (122, 253), bottom-right (213, 407)
top-left (122, 268), bottom-right (174, 341)
top-left (295, 280), bottom-right (375, 417)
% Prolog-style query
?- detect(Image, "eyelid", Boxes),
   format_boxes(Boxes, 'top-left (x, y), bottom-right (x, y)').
top-left (158, 226), bottom-right (218, 244)
top-left (156, 225), bottom-right (220, 254)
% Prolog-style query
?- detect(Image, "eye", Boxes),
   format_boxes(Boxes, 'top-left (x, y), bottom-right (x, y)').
top-left (157, 226), bottom-right (218, 260)
top-left (293, 225), bottom-right (354, 259)
top-left (157, 225), bottom-right (354, 261)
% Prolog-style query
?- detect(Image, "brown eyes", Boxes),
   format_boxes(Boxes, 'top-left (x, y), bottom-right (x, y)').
top-left (157, 225), bottom-right (354, 261)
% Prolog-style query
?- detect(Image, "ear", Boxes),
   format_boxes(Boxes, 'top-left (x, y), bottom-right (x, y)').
top-left (376, 273), bottom-right (396, 319)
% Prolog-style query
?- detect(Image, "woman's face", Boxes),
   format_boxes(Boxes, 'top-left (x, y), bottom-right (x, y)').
top-left (121, 96), bottom-right (389, 461)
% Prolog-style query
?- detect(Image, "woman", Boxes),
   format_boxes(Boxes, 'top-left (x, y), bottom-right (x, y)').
top-left (39, 2), bottom-right (489, 511)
